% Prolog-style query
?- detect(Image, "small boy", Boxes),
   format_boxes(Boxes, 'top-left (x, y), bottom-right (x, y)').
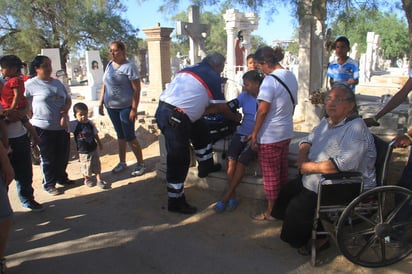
top-left (327, 36), bottom-right (359, 92)
top-left (69, 102), bottom-right (108, 189)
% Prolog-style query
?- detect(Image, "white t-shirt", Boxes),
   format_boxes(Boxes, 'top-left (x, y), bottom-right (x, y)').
top-left (256, 69), bottom-right (298, 144)
top-left (159, 73), bottom-right (223, 122)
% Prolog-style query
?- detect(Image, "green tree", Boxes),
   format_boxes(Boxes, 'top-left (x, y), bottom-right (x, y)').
top-left (150, 0), bottom-right (412, 67)
top-left (170, 8), bottom-right (266, 58)
top-left (330, 7), bottom-right (409, 62)
top-left (0, 0), bottom-right (140, 69)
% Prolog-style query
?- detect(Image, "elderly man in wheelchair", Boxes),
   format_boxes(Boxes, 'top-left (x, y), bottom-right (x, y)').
top-left (272, 84), bottom-right (412, 267)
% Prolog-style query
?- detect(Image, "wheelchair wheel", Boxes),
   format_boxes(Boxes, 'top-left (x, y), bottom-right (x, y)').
top-left (336, 185), bottom-right (412, 267)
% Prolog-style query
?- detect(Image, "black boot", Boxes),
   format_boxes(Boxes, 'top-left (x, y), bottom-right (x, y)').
top-left (168, 196), bottom-right (197, 214)
top-left (198, 160), bottom-right (222, 178)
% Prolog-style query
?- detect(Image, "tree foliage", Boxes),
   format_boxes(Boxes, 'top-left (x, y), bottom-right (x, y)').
top-left (330, 7), bottom-right (409, 61)
top-left (170, 8), bottom-right (267, 58)
top-left (0, 0), bottom-right (140, 68)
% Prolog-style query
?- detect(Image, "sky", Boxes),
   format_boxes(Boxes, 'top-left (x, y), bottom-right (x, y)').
top-left (123, 0), bottom-right (296, 44)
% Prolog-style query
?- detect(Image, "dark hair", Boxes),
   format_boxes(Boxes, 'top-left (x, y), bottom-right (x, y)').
top-left (246, 54), bottom-right (255, 60)
top-left (203, 52), bottom-right (225, 67)
top-left (29, 55), bottom-right (50, 77)
top-left (335, 36), bottom-right (350, 49)
top-left (73, 102), bottom-right (89, 116)
top-left (254, 46), bottom-right (284, 66)
top-left (111, 41), bottom-right (126, 52)
top-left (242, 70), bottom-right (264, 85)
top-left (0, 55), bottom-right (23, 72)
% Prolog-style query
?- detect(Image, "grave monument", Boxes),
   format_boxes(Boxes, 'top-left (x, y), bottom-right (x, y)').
top-left (85, 50), bottom-right (103, 101)
top-left (142, 23), bottom-right (174, 95)
top-left (176, 5), bottom-right (210, 65)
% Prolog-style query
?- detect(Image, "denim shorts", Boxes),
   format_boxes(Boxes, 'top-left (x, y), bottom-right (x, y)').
top-left (106, 107), bottom-right (136, 141)
top-left (0, 180), bottom-right (13, 221)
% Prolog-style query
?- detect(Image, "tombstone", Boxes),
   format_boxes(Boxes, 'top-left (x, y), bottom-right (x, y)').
top-left (363, 32), bottom-right (380, 82)
top-left (176, 5), bottom-right (210, 65)
top-left (223, 9), bottom-right (259, 100)
top-left (41, 48), bottom-right (62, 73)
top-left (142, 24), bottom-right (174, 96)
top-left (85, 50), bottom-right (103, 101)
top-left (350, 43), bottom-right (358, 60)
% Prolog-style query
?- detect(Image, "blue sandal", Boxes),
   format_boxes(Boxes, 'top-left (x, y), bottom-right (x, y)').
top-left (213, 201), bottom-right (226, 213)
top-left (226, 199), bottom-right (240, 212)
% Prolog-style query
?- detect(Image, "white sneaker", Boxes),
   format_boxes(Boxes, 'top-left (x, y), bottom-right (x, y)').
top-left (131, 163), bottom-right (145, 176)
top-left (112, 162), bottom-right (127, 173)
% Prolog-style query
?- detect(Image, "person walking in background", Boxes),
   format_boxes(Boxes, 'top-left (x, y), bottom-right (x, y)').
top-left (69, 102), bottom-right (108, 190)
top-left (155, 52), bottom-right (241, 214)
top-left (25, 55), bottom-right (72, 196)
top-left (327, 36), bottom-right (359, 92)
top-left (214, 70), bottom-right (264, 213)
top-left (98, 41), bottom-right (145, 177)
top-left (251, 46), bottom-right (298, 221)
top-left (0, 142), bottom-right (15, 274)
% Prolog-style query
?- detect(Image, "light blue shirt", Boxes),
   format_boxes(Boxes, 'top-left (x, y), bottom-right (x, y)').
top-left (236, 91), bottom-right (257, 136)
top-left (103, 60), bottom-right (140, 109)
top-left (327, 57), bottom-right (359, 91)
top-left (301, 116), bottom-right (376, 193)
top-left (24, 77), bottom-right (70, 130)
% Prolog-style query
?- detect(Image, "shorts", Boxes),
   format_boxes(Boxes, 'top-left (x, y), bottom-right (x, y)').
top-left (0, 180), bottom-right (13, 221)
top-left (227, 134), bottom-right (257, 165)
top-left (106, 107), bottom-right (136, 141)
top-left (79, 150), bottom-right (101, 177)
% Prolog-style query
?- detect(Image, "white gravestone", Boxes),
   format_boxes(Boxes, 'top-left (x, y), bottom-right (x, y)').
top-left (41, 48), bottom-right (62, 73)
top-left (85, 50), bottom-right (103, 101)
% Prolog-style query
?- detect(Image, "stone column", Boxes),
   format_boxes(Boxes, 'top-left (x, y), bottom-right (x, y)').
top-left (294, 0), bottom-right (326, 129)
top-left (223, 9), bottom-right (259, 100)
top-left (143, 24), bottom-right (174, 95)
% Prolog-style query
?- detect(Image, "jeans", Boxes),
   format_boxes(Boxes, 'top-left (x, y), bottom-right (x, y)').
top-left (106, 107), bottom-right (136, 141)
top-left (35, 128), bottom-right (70, 190)
top-left (9, 134), bottom-right (34, 205)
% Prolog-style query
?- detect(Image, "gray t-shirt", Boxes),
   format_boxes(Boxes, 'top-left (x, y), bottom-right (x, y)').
top-left (301, 116), bottom-right (377, 193)
top-left (103, 60), bottom-right (140, 109)
top-left (24, 77), bottom-right (70, 130)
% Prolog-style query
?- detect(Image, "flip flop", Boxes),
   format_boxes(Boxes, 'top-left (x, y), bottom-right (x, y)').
top-left (251, 212), bottom-right (277, 222)
top-left (226, 199), bottom-right (240, 212)
top-left (213, 201), bottom-right (226, 213)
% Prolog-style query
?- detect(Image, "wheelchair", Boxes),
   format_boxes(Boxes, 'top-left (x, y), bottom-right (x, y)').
top-left (312, 135), bottom-right (412, 267)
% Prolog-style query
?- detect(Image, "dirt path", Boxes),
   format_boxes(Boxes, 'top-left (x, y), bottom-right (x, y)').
top-left (4, 132), bottom-right (411, 274)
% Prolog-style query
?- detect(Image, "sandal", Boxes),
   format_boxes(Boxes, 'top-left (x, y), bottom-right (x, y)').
top-left (251, 212), bottom-right (277, 222)
top-left (213, 201), bottom-right (226, 213)
top-left (226, 199), bottom-right (240, 212)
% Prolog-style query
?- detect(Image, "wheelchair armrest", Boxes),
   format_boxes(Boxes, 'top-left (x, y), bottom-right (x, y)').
top-left (322, 172), bottom-right (362, 181)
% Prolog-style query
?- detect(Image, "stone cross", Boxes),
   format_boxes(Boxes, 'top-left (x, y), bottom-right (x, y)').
top-left (176, 5), bottom-right (210, 65)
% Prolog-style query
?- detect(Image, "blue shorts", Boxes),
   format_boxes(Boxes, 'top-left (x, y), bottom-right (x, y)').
top-left (106, 107), bottom-right (136, 141)
top-left (227, 134), bottom-right (257, 165)
top-left (0, 180), bottom-right (13, 221)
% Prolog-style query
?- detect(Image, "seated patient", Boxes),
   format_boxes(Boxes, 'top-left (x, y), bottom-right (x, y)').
top-left (214, 70), bottom-right (264, 213)
top-left (271, 84), bottom-right (376, 255)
